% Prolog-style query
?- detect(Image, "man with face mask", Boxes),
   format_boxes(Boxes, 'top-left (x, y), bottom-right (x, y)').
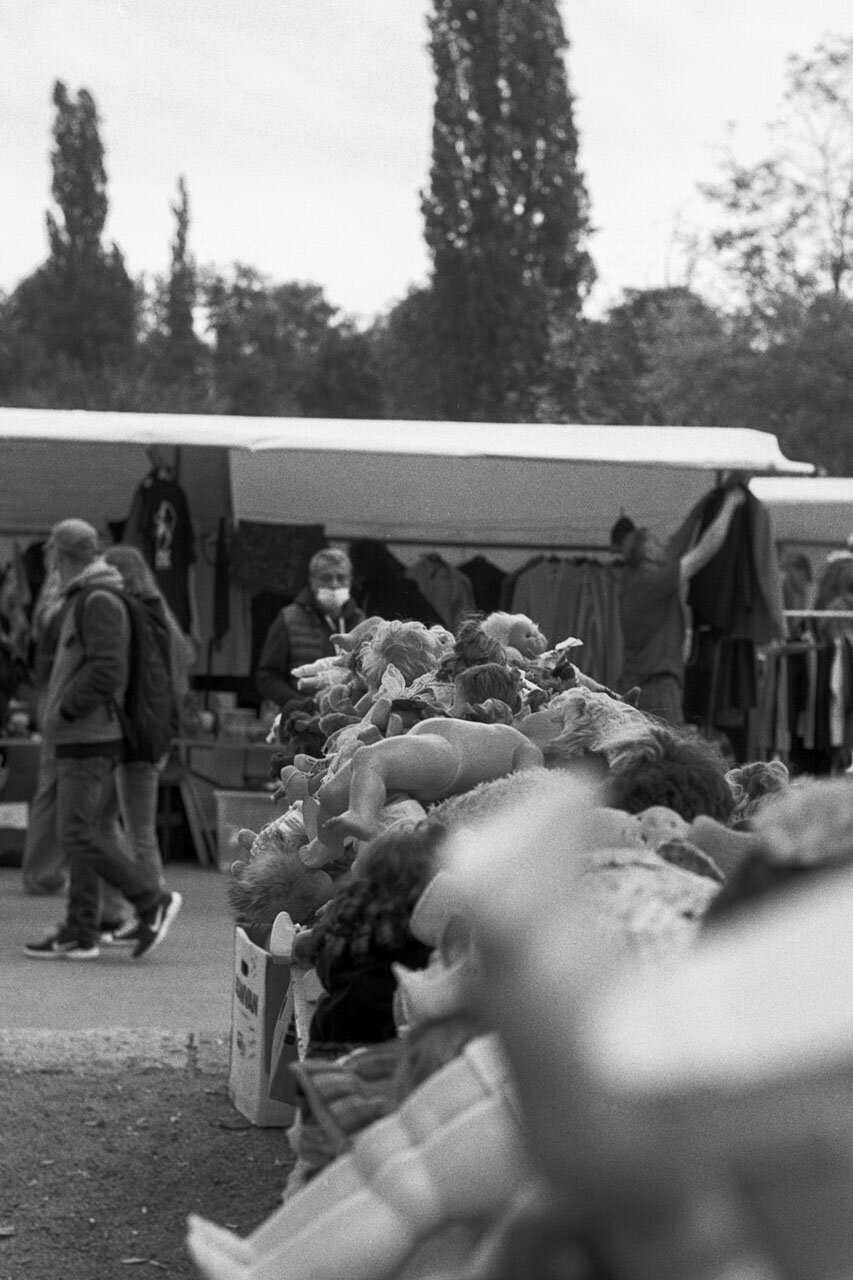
top-left (255, 548), bottom-right (365, 714)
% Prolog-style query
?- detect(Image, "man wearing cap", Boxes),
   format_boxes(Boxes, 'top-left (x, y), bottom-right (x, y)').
top-left (610, 487), bottom-right (746, 725)
top-left (255, 547), bottom-right (364, 716)
top-left (24, 519), bottom-right (182, 961)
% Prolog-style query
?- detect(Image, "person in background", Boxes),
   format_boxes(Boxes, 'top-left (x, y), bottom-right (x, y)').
top-left (779, 548), bottom-right (816, 640)
top-left (255, 548), bottom-right (364, 716)
top-left (24, 520), bottom-right (181, 961)
top-left (96, 545), bottom-right (195, 945)
top-left (20, 565), bottom-right (68, 894)
top-left (611, 485), bottom-right (746, 725)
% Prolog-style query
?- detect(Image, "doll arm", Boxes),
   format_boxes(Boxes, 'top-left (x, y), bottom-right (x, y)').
top-left (320, 734), bottom-right (461, 845)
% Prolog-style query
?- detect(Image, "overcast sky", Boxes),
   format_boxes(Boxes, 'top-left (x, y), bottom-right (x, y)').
top-left (2, 1), bottom-right (852, 322)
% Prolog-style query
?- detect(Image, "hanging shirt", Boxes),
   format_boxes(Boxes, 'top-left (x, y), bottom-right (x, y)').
top-left (124, 471), bottom-right (196, 633)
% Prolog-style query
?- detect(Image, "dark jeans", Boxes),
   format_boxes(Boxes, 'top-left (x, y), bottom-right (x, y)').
top-left (57, 755), bottom-right (162, 945)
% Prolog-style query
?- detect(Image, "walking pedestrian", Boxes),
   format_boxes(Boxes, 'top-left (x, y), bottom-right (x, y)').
top-left (24, 520), bottom-right (182, 961)
top-left (97, 544), bottom-right (195, 945)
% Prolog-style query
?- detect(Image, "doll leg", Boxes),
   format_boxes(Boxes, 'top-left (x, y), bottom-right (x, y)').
top-left (322, 735), bottom-right (459, 844)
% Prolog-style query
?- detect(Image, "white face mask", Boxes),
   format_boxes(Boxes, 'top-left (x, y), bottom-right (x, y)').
top-left (314, 586), bottom-right (349, 613)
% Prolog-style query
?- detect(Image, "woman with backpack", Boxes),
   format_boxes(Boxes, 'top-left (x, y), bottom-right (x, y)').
top-left (99, 544), bottom-right (195, 944)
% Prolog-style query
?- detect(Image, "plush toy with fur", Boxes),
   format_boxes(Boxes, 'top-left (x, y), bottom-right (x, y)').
top-left (725, 759), bottom-right (790, 827)
top-left (606, 725), bottom-right (735, 824)
top-left (228, 804), bottom-right (335, 929)
top-left (516, 684), bottom-right (656, 769)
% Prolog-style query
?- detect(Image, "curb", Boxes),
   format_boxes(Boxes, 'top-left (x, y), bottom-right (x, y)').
top-left (0, 1029), bottom-right (230, 1074)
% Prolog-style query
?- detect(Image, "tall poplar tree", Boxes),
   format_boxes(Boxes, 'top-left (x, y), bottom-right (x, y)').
top-left (422, 0), bottom-right (593, 420)
top-left (164, 175), bottom-right (199, 375)
top-left (14, 81), bottom-right (136, 374)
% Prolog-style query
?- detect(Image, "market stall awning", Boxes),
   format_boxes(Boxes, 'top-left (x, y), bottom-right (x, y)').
top-left (225, 417), bottom-right (814, 547)
top-left (0, 408), bottom-right (815, 546)
top-left (749, 476), bottom-right (853, 548)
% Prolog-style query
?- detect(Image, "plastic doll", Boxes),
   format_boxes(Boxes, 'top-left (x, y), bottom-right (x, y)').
top-left (310, 716), bottom-right (545, 851)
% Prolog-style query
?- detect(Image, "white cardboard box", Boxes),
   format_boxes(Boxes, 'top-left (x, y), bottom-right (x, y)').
top-left (228, 926), bottom-right (295, 1127)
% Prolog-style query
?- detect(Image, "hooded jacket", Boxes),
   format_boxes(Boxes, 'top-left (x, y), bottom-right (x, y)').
top-left (40, 558), bottom-right (130, 754)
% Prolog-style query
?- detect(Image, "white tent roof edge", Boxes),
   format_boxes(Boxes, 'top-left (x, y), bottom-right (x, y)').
top-left (0, 407), bottom-right (815, 474)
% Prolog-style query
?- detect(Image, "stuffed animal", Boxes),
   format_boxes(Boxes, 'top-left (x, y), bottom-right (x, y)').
top-left (607, 726), bottom-right (735, 824)
top-left (227, 804), bottom-right (335, 928)
top-left (301, 716), bottom-right (545, 864)
top-left (725, 759), bottom-right (790, 826)
top-left (516, 684), bottom-right (655, 767)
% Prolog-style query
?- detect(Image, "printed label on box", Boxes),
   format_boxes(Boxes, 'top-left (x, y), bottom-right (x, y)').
top-left (228, 926), bottom-right (295, 1128)
top-left (0, 802), bottom-right (29, 829)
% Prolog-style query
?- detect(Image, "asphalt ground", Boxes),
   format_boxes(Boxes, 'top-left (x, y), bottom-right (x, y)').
top-left (0, 862), bottom-right (236, 1035)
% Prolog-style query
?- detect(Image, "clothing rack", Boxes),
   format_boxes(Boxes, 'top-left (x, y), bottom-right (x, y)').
top-left (375, 537), bottom-right (615, 553)
top-left (784, 609), bottom-right (853, 620)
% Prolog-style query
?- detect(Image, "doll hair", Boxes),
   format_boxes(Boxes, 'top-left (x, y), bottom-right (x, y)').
top-left (358, 620), bottom-right (450, 692)
top-left (453, 662), bottom-right (522, 714)
top-left (435, 615), bottom-right (506, 681)
top-left (606, 726), bottom-right (735, 825)
top-left (308, 820), bottom-right (447, 965)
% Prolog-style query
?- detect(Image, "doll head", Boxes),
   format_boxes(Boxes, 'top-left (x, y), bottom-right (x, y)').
top-left (435, 615), bottom-right (506, 681)
top-left (452, 662), bottom-right (523, 716)
top-left (358, 620), bottom-right (452, 693)
top-left (313, 820), bottom-right (448, 962)
top-left (481, 611), bottom-right (548, 660)
top-left (227, 806), bottom-right (333, 926)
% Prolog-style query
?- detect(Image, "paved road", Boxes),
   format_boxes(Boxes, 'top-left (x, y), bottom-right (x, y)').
top-left (0, 863), bottom-right (236, 1033)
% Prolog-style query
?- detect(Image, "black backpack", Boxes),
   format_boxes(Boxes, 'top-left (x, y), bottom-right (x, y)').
top-left (74, 586), bottom-right (178, 762)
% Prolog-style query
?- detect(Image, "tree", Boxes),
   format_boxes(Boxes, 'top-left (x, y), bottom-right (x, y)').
top-left (13, 81), bottom-right (136, 374)
top-left (422, 0), bottom-right (594, 420)
top-left (371, 286), bottom-right (459, 419)
top-left (299, 324), bottom-right (383, 419)
top-left (165, 176), bottom-right (198, 366)
top-left (204, 268), bottom-right (339, 415)
top-left (703, 36), bottom-right (853, 315)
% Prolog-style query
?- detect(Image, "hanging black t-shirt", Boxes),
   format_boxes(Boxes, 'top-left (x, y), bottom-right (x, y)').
top-left (124, 472), bottom-right (196, 633)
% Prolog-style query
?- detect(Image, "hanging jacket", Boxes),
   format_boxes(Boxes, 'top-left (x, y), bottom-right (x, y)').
top-left (668, 487), bottom-right (786, 644)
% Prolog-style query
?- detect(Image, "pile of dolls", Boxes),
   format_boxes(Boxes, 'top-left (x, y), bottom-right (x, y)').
top-left (189, 609), bottom-right (853, 1280)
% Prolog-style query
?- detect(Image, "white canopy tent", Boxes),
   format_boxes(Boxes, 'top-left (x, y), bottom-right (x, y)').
top-left (0, 408), bottom-right (814, 550)
top-left (748, 476), bottom-right (853, 551)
